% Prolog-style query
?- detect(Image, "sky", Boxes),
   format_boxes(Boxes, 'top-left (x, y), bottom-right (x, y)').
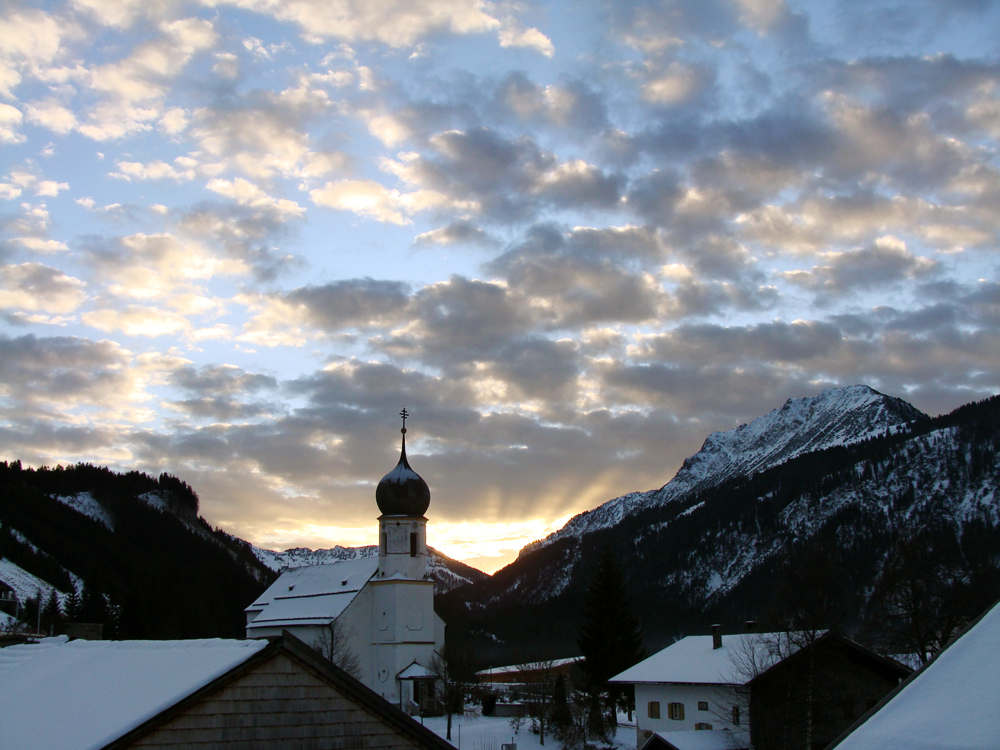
top-left (1, 0), bottom-right (999, 574)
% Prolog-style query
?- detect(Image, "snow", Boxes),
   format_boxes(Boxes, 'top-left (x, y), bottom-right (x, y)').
top-left (0, 557), bottom-right (67, 605)
top-left (422, 710), bottom-right (637, 750)
top-left (832, 600), bottom-right (1000, 750)
top-left (651, 729), bottom-right (741, 750)
top-left (0, 637), bottom-right (269, 750)
top-left (245, 555), bottom-right (378, 630)
top-left (55, 492), bottom-right (114, 530)
top-left (610, 633), bottom-right (798, 686)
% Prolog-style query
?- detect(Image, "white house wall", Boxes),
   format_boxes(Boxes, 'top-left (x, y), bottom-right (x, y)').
top-left (634, 683), bottom-right (748, 747)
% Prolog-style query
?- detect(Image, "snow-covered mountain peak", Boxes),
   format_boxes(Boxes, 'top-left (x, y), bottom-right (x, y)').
top-left (522, 385), bottom-right (926, 554)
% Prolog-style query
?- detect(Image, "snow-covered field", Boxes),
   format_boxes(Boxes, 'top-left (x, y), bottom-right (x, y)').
top-left (422, 710), bottom-right (637, 750)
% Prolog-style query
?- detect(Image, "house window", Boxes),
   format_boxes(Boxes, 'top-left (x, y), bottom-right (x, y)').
top-left (668, 702), bottom-right (685, 720)
top-left (410, 532), bottom-right (418, 556)
top-left (732, 705), bottom-right (741, 726)
top-left (648, 701), bottom-right (660, 719)
top-left (698, 701), bottom-right (709, 711)
top-left (695, 723), bottom-right (713, 731)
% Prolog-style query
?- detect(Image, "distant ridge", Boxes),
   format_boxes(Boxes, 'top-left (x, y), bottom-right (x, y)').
top-left (523, 384), bottom-right (924, 556)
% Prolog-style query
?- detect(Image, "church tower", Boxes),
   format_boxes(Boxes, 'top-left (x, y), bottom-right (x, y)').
top-left (369, 408), bottom-right (441, 710)
top-left (375, 408), bottom-right (430, 581)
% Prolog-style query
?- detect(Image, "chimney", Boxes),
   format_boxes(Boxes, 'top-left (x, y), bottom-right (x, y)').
top-left (712, 624), bottom-right (722, 650)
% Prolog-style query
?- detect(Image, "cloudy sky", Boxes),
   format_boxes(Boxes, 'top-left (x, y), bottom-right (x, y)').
top-left (2, 0), bottom-right (999, 572)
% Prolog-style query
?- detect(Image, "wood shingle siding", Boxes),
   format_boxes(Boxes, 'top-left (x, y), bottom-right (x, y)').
top-left (105, 633), bottom-right (454, 750)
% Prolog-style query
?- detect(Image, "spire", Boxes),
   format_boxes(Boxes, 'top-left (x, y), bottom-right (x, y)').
top-left (375, 408), bottom-right (430, 517)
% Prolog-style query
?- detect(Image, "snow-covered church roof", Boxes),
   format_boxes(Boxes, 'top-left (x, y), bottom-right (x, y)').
top-left (245, 555), bottom-right (378, 631)
top-left (0, 636), bottom-right (268, 750)
top-left (829, 599), bottom-right (1000, 750)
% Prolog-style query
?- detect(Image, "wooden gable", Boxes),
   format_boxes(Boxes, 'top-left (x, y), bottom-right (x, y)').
top-left (104, 632), bottom-right (452, 750)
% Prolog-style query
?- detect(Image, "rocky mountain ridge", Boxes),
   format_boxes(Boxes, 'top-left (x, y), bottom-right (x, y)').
top-left (522, 385), bottom-right (925, 557)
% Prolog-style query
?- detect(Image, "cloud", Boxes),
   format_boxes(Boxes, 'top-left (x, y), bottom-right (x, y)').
top-left (238, 278), bottom-right (411, 345)
top-left (498, 16), bottom-right (554, 57)
top-left (382, 128), bottom-right (624, 222)
top-left (78, 18), bottom-right (218, 141)
top-left (24, 99), bottom-right (79, 134)
top-left (0, 263), bottom-right (87, 315)
top-left (0, 103), bottom-right (25, 143)
top-left (0, 8), bottom-right (66, 98)
top-left (779, 236), bottom-right (939, 294)
top-left (203, 0), bottom-right (500, 47)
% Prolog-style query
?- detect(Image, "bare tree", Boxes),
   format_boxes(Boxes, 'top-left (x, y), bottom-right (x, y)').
top-left (315, 619), bottom-right (361, 679)
top-left (433, 643), bottom-right (476, 741)
top-left (523, 660), bottom-right (557, 746)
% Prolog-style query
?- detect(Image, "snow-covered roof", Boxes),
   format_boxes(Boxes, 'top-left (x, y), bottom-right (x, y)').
top-left (477, 655), bottom-right (581, 677)
top-left (245, 555), bottom-right (378, 630)
top-left (644, 729), bottom-right (744, 750)
top-left (830, 599), bottom-right (1000, 750)
top-left (0, 636), bottom-right (268, 750)
top-left (611, 632), bottom-right (798, 685)
top-left (398, 661), bottom-right (436, 679)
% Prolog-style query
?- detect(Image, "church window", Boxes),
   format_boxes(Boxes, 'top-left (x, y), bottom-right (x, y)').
top-left (410, 532), bottom-right (418, 556)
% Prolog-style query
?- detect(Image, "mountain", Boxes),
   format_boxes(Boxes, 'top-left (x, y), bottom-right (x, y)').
top-left (443, 386), bottom-right (1000, 663)
top-left (523, 385), bottom-right (925, 554)
top-left (0, 462), bottom-right (275, 639)
top-left (251, 543), bottom-right (489, 593)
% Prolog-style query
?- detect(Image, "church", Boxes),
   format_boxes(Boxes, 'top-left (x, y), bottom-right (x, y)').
top-left (244, 412), bottom-right (446, 714)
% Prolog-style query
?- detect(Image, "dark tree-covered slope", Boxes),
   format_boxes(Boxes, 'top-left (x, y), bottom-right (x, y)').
top-left (0, 462), bottom-right (275, 638)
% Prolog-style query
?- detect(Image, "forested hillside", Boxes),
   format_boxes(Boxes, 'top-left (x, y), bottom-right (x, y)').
top-left (0, 462), bottom-right (275, 639)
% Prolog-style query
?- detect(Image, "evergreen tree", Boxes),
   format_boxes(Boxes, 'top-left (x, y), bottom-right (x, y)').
top-left (577, 547), bottom-right (645, 732)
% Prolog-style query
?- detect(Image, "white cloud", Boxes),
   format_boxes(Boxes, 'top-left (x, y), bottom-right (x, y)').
top-left (35, 180), bottom-right (69, 197)
top-left (310, 178), bottom-right (410, 224)
top-left (206, 177), bottom-right (306, 219)
top-left (70, 0), bottom-right (177, 28)
top-left (203, 0), bottom-right (500, 47)
top-left (641, 62), bottom-right (701, 105)
top-left (0, 9), bottom-right (65, 97)
top-left (111, 159), bottom-right (197, 181)
top-left (24, 100), bottom-right (78, 134)
top-left (0, 103), bottom-right (24, 143)
top-left (498, 16), bottom-right (554, 58)
top-left (82, 305), bottom-right (192, 337)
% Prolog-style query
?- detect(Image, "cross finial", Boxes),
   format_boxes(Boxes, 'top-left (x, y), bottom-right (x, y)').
top-left (399, 407), bottom-right (408, 434)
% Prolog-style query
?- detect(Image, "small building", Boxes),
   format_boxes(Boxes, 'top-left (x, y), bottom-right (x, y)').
top-left (0, 630), bottom-right (457, 750)
top-left (827, 599), bottom-right (1000, 750)
top-left (611, 627), bottom-right (909, 750)
top-left (245, 415), bottom-right (446, 713)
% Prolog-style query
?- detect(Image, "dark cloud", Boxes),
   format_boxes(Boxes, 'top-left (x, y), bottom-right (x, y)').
top-left (165, 364), bottom-right (280, 421)
top-left (377, 275), bottom-right (534, 366)
top-left (780, 238), bottom-right (938, 294)
top-left (286, 278), bottom-right (411, 330)
top-left (412, 220), bottom-right (499, 249)
top-left (397, 127), bottom-right (625, 222)
top-left (0, 334), bottom-right (130, 405)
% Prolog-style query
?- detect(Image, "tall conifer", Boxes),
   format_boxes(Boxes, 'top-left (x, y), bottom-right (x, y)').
top-left (577, 547), bottom-right (645, 731)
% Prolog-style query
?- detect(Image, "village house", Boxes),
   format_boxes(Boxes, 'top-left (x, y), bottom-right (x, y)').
top-left (0, 630), bottom-right (457, 750)
top-left (244, 413), bottom-right (446, 714)
top-left (611, 626), bottom-right (909, 750)
top-left (828, 598), bottom-right (1000, 750)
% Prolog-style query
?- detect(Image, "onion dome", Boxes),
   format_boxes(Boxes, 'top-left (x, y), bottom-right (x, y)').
top-left (376, 411), bottom-right (430, 517)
